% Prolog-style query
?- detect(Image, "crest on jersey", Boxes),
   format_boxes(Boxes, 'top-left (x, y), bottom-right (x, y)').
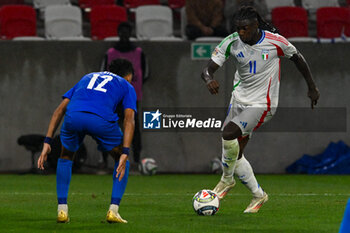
top-left (261, 49), bottom-right (269, 60)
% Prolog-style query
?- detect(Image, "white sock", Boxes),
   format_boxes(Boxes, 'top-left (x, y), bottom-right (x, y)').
top-left (58, 204), bottom-right (68, 213)
top-left (109, 204), bottom-right (119, 213)
top-left (221, 138), bottom-right (239, 184)
top-left (235, 155), bottom-right (264, 197)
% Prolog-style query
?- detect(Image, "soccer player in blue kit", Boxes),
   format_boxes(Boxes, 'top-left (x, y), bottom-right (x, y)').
top-left (37, 59), bottom-right (136, 223)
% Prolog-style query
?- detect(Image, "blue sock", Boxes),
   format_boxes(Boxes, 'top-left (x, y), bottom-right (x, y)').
top-left (339, 198), bottom-right (350, 233)
top-left (56, 158), bottom-right (73, 204)
top-left (111, 160), bottom-right (129, 205)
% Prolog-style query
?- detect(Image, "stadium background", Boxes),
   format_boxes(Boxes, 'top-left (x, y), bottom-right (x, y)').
top-left (0, 41), bottom-right (349, 173)
top-left (0, 1), bottom-right (349, 232)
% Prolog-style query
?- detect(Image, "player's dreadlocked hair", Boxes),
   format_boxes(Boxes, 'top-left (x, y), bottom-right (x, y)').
top-left (232, 6), bottom-right (279, 34)
top-left (109, 58), bottom-right (134, 78)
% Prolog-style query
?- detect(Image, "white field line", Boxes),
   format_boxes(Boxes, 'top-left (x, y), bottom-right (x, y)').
top-left (0, 192), bottom-right (349, 196)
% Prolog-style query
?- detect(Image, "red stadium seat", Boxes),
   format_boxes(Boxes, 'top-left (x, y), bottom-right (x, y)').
top-left (0, 5), bottom-right (37, 39)
top-left (123, 0), bottom-right (160, 9)
top-left (90, 5), bottom-right (127, 40)
top-left (168, 0), bottom-right (185, 9)
top-left (317, 7), bottom-right (350, 38)
top-left (271, 7), bottom-right (308, 38)
top-left (79, 0), bottom-right (115, 10)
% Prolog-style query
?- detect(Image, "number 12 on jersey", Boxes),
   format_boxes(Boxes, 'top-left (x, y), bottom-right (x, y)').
top-left (87, 74), bottom-right (113, 93)
top-left (249, 60), bottom-right (256, 74)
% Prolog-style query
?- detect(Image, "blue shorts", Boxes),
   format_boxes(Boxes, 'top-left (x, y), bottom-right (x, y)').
top-left (60, 111), bottom-right (123, 152)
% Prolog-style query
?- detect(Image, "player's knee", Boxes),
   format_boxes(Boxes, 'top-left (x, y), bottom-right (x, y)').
top-left (60, 146), bottom-right (75, 160)
top-left (222, 123), bottom-right (241, 140)
top-left (222, 131), bottom-right (235, 140)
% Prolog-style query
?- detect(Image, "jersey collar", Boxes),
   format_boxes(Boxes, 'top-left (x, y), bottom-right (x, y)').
top-left (257, 30), bottom-right (265, 44)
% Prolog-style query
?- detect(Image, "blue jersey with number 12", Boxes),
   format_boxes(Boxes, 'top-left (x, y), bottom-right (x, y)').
top-left (62, 71), bottom-right (137, 122)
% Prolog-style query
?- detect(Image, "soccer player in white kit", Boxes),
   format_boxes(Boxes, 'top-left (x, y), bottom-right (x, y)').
top-left (201, 7), bottom-right (320, 213)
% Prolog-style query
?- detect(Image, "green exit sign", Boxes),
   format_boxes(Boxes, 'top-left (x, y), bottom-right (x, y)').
top-left (191, 43), bottom-right (217, 60)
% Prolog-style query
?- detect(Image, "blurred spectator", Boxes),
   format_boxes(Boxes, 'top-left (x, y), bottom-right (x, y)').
top-left (185, 0), bottom-right (228, 40)
top-left (101, 22), bottom-right (149, 168)
top-left (225, 0), bottom-right (269, 32)
top-left (338, 0), bottom-right (348, 6)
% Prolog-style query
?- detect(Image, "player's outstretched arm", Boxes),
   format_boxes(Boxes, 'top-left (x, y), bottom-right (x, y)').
top-left (201, 59), bottom-right (220, 95)
top-left (37, 98), bottom-right (70, 170)
top-left (116, 108), bottom-right (135, 181)
top-left (290, 52), bottom-right (320, 109)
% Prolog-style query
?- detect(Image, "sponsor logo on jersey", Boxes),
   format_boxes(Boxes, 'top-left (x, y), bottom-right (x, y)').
top-left (143, 109), bottom-right (162, 129)
top-left (240, 121), bottom-right (248, 128)
top-left (236, 51), bottom-right (244, 58)
top-left (262, 49), bottom-right (269, 60)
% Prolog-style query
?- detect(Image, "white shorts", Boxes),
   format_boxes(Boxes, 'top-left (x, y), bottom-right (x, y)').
top-left (222, 99), bottom-right (275, 137)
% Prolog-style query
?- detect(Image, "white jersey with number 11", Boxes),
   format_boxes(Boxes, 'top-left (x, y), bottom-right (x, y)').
top-left (211, 30), bottom-right (297, 108)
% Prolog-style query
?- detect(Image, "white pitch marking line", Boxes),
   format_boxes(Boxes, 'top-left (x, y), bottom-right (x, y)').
top-left (0, 192), bottom-right (349, 196)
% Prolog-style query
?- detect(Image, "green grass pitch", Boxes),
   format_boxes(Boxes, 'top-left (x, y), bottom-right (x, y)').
top-left (0, 174), bottom-right (349, 233)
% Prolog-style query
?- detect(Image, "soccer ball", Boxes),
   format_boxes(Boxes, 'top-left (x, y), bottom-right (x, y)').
top-left (139, 158), bottom-right (157, 175)
top-left (192, 189), bottom-right (220, 216)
